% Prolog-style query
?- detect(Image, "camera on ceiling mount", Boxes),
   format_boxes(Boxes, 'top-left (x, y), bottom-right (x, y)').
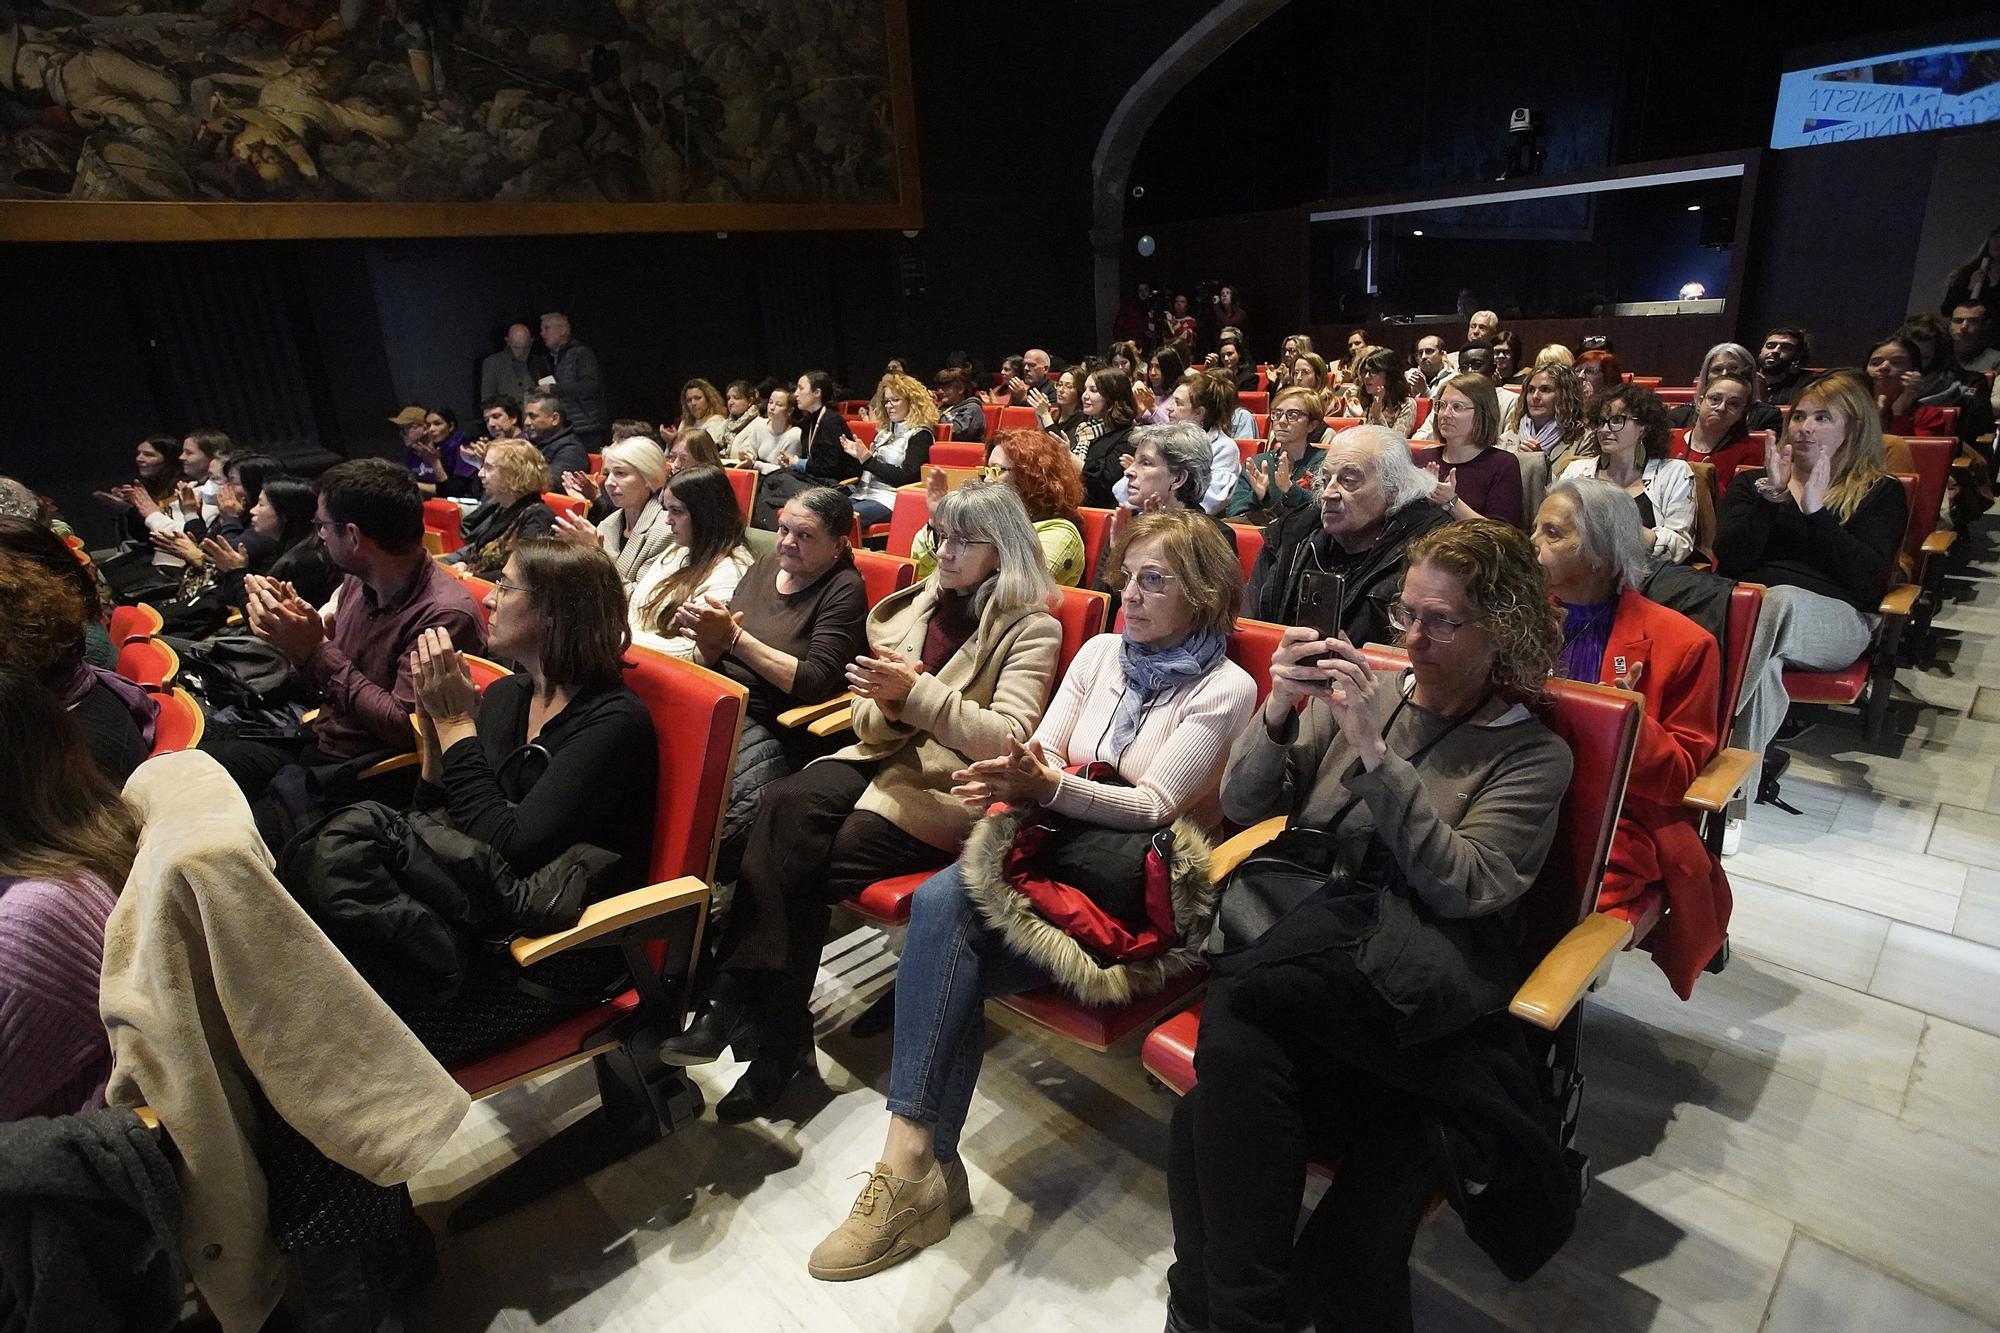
top-left (1502, 107), bottom-right (1542, 179)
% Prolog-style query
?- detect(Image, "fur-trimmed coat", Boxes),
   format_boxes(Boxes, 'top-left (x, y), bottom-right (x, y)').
top-left (960, 808), bottom-right (1217, 1006)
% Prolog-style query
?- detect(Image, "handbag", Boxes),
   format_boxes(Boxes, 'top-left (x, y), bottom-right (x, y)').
top-left (1207, 687), bottom-right (1490, 961)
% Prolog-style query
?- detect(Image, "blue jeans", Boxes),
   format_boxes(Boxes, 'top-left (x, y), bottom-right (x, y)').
top-left (852, 497), bottom-right (892, 527)
top-left (885, 859), bottom-right (1056, 1160)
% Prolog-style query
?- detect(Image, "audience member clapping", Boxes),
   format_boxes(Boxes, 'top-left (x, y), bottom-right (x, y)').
top-left (661, 483), bottom-right (1060, 1122)
top-left (629, 465), bottom-right (756, 658)
top-left (444, 441), bottom-right (555, 577)
top-left (912, 429), bottom-right (1085, 586)
top-left (847, 372), bottom-right (939, 527)
top-left (554, 434), bottom-right (674, 585)
top-left (1713, 372), bottom-right (1906, 822)
top-left (1414, 373), bottom-right (1527, 528)
top-left (734, 385), bottom-right (803, 473)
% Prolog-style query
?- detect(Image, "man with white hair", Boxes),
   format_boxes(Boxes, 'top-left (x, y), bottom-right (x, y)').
top-left (480, 323), bottom-right (547, 408)
top-left (537, 311), bottom-right (606, 449)
top-left (1244, 425), bottom-right (1452, 649)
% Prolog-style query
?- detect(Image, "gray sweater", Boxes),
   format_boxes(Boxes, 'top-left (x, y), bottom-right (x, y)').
top-left (1220, 670), bottom-right (1573, 1041)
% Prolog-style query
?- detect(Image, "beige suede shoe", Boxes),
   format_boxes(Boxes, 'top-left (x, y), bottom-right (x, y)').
top-left (807, 1161), bottom-right (951, 1281)
top-left (940, 1153), bottom-right (971, 1220)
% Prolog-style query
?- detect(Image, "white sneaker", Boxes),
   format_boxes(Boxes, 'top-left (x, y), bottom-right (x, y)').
top-left (1721, 818), bottom-right (1744, 857)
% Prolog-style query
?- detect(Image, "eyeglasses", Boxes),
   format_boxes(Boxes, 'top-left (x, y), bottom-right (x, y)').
top-left (1109, 566), bottom-right (1178, 596)
top-left (927, 526), bottom-right (994, 553)
top-left (1268, 408), bottom-right (1313, 424)
top-left (1435, 400), bottom-right (1473, 415)
top-left (310, 518), bottom-right (342, 535)
top-left (491, 577), bottom-right (529, 598)
top-left (1594, 414), bottom-right (1634, 432)
top-left (979, 463), bottom-right (1012, 479)
top-left (1388, 601), bottom-right (1468, 643)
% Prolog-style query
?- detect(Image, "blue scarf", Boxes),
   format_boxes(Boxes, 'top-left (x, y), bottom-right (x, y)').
top-left (1110, 631), bottom-right (1226, 753)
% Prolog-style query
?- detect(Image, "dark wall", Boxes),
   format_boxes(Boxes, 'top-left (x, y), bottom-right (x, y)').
top-left (0, 0), bottom-right (1213, 540)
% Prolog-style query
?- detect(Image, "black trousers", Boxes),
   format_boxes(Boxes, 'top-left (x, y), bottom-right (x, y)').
top-left (720, 759), bottom-right (952, 1049)
top-left (1166, 974), bottom-right (1438, 1333)
top-left (200, 721), bottom-right (331, 801)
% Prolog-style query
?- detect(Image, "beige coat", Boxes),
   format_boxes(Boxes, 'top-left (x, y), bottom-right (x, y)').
top-left (826, 578), bottom-right (1060, 849)
top-left (100, 751), bottom-right (470, 1332)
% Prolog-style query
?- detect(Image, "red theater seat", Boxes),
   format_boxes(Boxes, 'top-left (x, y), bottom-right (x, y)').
top-left (929, 442), bottom-right (986, 468)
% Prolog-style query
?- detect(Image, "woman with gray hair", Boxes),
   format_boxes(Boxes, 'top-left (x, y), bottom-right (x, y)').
top-left (1533, 476), bottom-right (1729, 995)
top-left (1094, 422), bottom-right (1239, 594)
top-left (1246, 424), bottom-right (1451, 650)
top-left (1675, 341), bottom-right (1783, 434)
top-left (661, 482), bottom-right (1062, 1121)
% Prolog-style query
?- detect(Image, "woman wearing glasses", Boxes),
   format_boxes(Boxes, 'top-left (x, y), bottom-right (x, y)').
top-left (910, 429), bottom-right (1086, 587)
top-left (1413, 373), bottom-right (1527, 528)
top-left (1169, 520), bottom-right (1570, 1333)
top-left (662, 483), bottom-right (1060, 1122)
top-left (1557, 384), bottom-right (1697, 565)
top-left (807, 509), bottom-right (1257, 1281)
top-left (1342, 346), bottom-right (1418, 437)
top-left (1227, 387), bottom-right (1330, 520)
top-left (1667, 370), bottom-right (1764, 488)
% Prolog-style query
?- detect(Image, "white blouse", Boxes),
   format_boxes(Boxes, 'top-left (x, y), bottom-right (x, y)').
top-left (628, 543), bottom-right (755, 658)
top-left (1557, 454), bottom-right (1698, 563)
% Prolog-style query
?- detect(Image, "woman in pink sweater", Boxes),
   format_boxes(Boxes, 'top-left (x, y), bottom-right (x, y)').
top-left (0, 668), bottom-right (139, 1122)
top-left (807, 510), bottom-right (1258, 1281)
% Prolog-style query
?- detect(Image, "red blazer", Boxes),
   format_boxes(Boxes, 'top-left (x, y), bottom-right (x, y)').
top-left (1670, 433), bottom-right (1764, 490)
top-left (1591, 588), bottom-right (1729, 998)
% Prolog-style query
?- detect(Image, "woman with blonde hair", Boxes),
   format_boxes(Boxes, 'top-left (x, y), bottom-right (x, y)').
top-left (553, 434), bottom-right (674, 585)
top-left (661, 482), bottom-right (1060, 1121)
top-left (1713, 370), bottom-right (1904, 831)
top-left (1229, 386), bottom-right (1330, 520)
top-left (1534, 344), bottom-right (1575, 371)
top-left (677, 378), bottom-right (729, 444)
top-left (846, 371), bottom-right (940, 527)
top-left (1501, 363), bottom-right (1592, 471)
top-left (444, 440), bottom-right (554, 577)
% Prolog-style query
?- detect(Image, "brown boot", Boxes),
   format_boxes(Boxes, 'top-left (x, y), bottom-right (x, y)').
top-left (807, 1161), bottom-right (950, 1281)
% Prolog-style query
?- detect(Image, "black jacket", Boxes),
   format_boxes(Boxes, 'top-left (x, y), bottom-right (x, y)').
top-left (0, 1108), bottom-right (184, 1332)
top-left (1079, 423), bottom-right (1133, 510)
top-left (1248, 496), bottom-right (1449, 645)
top-left (534, 428), bottom-right (589, 491)
top-left (1712, 470), bottom-right (1905, 613)
top-left (282, 801), bottom-right (623, 1003)
top-left (801, 406), bottom-right (861, 484)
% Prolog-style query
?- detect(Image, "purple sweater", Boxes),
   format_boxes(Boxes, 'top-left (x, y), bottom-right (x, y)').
top-left (0, 873), bottom-right (117, 1122)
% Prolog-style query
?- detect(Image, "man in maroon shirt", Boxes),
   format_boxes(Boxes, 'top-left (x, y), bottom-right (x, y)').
top-left (204, 459), bottom-right (484, 807)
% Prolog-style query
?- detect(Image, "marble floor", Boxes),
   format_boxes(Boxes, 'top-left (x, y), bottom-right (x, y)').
top-left (403, 529), bottom-right (2000, 1333)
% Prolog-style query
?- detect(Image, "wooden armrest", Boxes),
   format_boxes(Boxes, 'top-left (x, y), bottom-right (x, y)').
top-left (807, 705), bottom-right (856, 738)
top-left (1508, 912), bottom-right (1634, 1030)
top-left (132, 1105), bottom-right (161, 1132)
top-left (776, 693), bottom-right (853, 728)
top-left (510, 875), bottom-right (710, 966)
top-left (1880, 583), bottom-right (1919, 618)
top-left (1952, 457), bottom-right (1971, 471)
top-left (1683, 747), bottom-right (1759, 813)
top-left (1922, 529), bottom-right (1956, 557)
top-left (1208, 816), bottom-right (1288, 883)
top-left (359, 752), bottom-right (420, 781)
